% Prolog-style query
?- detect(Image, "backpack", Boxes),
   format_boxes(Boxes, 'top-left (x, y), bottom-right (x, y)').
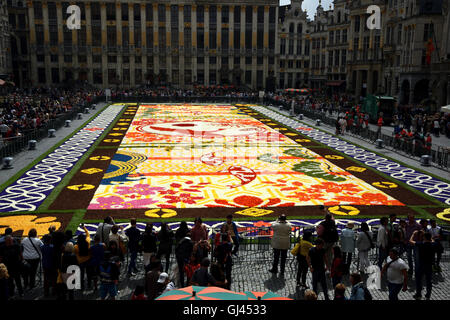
top-left (324, 224), bottom-right (339, 243)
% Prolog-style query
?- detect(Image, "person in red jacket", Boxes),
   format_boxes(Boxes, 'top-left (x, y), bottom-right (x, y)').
top-left (425, 133), bottom-right (432, 155)
top-left (377, 116), bottom-right (383, 139)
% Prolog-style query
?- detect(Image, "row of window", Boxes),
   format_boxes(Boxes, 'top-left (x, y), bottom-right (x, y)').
top-left (33, 2), bottom-right (277, 25)
top-left (36, 67), bottom-right (266, 87)
top-left (36, 54), bottom-right (275, 66)
top-left (35, 26), bottom-right (277, 50)
top-left (280, 38), bottom-right (310, 55)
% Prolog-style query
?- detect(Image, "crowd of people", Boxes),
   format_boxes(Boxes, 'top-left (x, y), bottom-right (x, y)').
top-left (0, 88), bottom-right (102, 143)
top-left (269, 207), bottom-right (445, 301)
top-left (0, 214), bottom-right (241, 301)
top-left (1, 85), bottom-right (449, 151)
top-left (0, 208), bottom-right (446, 301)
top-left (264, 91), bottom-right (450, 141)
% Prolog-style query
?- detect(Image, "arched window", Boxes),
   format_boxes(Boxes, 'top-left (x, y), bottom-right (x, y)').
top-left (289, 23), bottom-right (294, 33)
top-left (337, 11), bottom-right (341, 23)
top-left (297, 23), bottom-right (302, 34)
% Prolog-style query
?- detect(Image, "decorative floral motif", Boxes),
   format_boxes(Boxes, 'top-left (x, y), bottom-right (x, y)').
top-left (88, 196), bottom-right (158, 210)
top-left (0, 215), bottom-right (62, 237)
top-left (115, 184), bottom-right (165, 196)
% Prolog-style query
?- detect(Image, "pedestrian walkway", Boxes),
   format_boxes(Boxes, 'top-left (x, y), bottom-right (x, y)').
top-left (0, 102), bottom-right (109, 186)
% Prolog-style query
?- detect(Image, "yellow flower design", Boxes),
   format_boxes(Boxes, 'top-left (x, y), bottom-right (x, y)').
top-left (0, 215), bottom-right (62, 237)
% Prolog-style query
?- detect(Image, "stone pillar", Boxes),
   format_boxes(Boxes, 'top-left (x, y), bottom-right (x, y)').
top-left (28, 1), bottom-right (38, 85)
top-left (100, 2), bottom-right (108, 87)
top-left (42, 1), bottom-right (51, 86)
top-left (72, 8), bottom-right (79, 82)
top-left (86, 2), bottom-right (93, 84)
top-left (217, 5), bottom-right (222, 81)
top-left (192, 5), bottom-right (197, 84)
top-left (116, 2), bottom-right (122, 87)
top-left (229, 5), bottom-right (234, 69)
top-left (251, 6), bottom-right (257, 89)
top-left (274, 6), bottom-right (280, 88)
top-left (263, 6), bottom-right (269, 90)
top-left (129, 3), bottom-right (135, 87)
top-left (240, 6), bottom-right (245, 80)
top-left (56, 1), bottom-right (64, 85)
top-left (166, 4), bottom-right (172, 84)
top-left (140, 3), bottom-right (146, 83)
top-left (205, 5), bottom-right (209, 85)
top-left (179, 5), bottom-right (184, 87)
top-left (153, 3), bottom-right (159, 76)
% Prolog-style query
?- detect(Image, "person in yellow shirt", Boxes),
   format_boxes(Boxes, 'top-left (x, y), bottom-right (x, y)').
top-left (293, 230), bottom-right (314, 288)
top-left (74, 224), bottom-right (91, 291)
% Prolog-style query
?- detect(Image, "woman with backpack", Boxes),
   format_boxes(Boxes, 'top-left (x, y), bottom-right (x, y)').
top-left (356, 222), bottom-right (374, 273)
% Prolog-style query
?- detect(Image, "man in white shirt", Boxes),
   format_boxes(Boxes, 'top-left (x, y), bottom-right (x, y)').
top-left (377, 217), bottom-right (389, 270)
top-left (382, 248), bottom-right (408, 301)
top-left (428, 219), bottom-right (443, 272)
top-left (21, 228), bottom-right (44, 290)
top-left (269, 214), bottom-right (292, 277)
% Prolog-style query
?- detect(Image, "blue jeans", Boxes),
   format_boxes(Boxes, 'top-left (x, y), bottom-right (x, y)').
top-left (312, 270), bottom-right (329, 300)
top-left (405, 244), bottom-right (417, 272)
top-left (388, 282), bottom-right (403, 301)
top-left (128, 250), bottom-right (138, 274)
top-left (416, 265), bottom-right (432, 298)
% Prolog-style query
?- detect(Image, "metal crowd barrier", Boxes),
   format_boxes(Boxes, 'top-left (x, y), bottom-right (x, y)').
top-left (0, 100), bottom-right (91, 159)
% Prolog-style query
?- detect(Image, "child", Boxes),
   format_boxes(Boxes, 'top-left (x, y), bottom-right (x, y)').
top-left (294, 230), bottom-right (314, 288)
top-left (330, 246), bottom-right (345, 288)
top-left (131, 285), bottom-right (147, 300)
top-left (334, 283), bottom-right (347, 301)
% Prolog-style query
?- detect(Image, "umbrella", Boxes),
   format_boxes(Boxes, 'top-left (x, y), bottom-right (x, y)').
top-left (156, 286), bottom-right (249, 300)
top-left (243, 291), bottom-right (293, 300)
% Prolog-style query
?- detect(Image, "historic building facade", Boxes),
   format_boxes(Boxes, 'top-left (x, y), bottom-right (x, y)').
top-left (5, 0), bottom-right (450, 105)
top-left (0, 0), bottom-right (12, 78)
top-left (8, 0), bottom-right (279, 89)
top-left (382, 0), bottom-right (449, 109)
top-left (277, 0), bottom-right (310, 89)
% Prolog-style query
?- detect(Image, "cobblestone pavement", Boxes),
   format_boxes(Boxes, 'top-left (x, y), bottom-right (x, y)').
top-left (18, 242), bottom-right (450, 301)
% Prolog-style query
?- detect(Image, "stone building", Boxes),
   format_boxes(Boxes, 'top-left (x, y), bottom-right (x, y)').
top-left (324, 0), bottom-right (349, 95)
top-left (346, 0), bottom-right (385, 102)
top-left (8, 0), bottom-right (279, 90)
top-left (277, 0), bottom-right (310, 89)
top-left (0, 0), bottom-right (12, 79)
top-left (6, 0), bottom-right (29, 87)
top-left (383, 0), bottom-right (449, 109)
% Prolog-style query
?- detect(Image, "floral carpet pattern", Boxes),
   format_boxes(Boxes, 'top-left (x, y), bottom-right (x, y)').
top-left (88, 104), bottom-right (402, 210)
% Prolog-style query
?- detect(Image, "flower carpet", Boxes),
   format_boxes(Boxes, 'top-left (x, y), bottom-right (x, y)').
top-left (0, 103), bottom-right (449, 238)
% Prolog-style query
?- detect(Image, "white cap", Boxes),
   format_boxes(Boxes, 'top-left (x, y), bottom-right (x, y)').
top-left (157, 272), bottom-right (169, 283)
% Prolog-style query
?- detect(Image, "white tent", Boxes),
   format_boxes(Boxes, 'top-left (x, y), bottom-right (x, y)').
top-left (440, 105), bottom-right (450, 113)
